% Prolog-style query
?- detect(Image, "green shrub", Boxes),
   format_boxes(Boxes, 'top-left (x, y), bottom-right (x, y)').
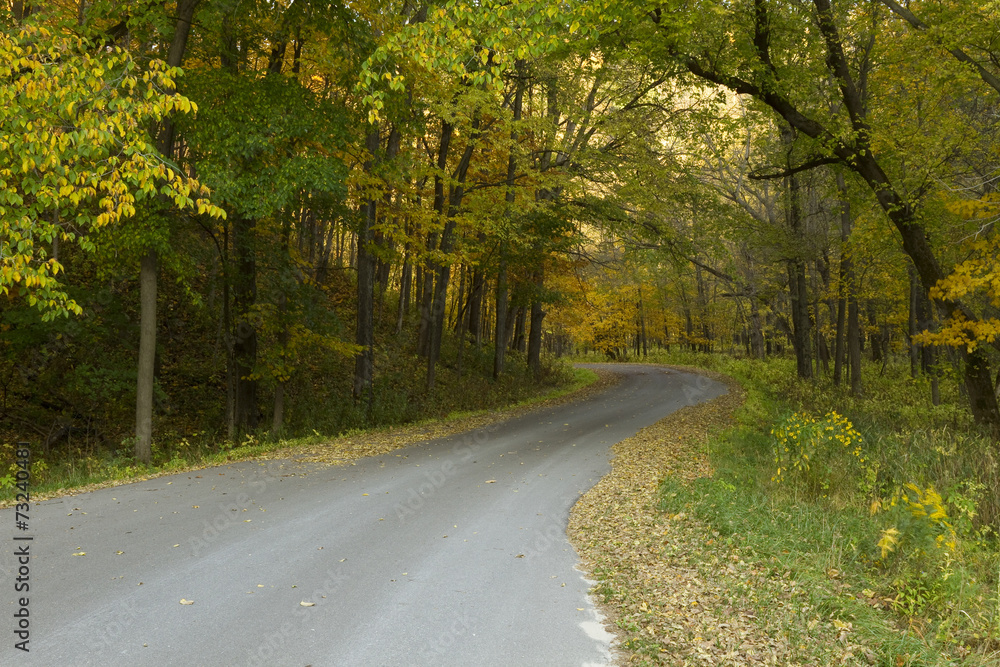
top-left (771, 410), bottom-right (871, 501)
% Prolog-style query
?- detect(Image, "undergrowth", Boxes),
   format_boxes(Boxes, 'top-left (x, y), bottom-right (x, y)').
top-left (580, 349), bottom-right (1000, 665)
top-left (0, 346), bottom-right (589, 505)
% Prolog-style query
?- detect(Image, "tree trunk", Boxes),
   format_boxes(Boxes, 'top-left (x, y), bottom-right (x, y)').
top-left (272, 218), bottom-right (291, 437)
top-left (135, 249), bottom-right (157, 464)
top-left (414, 265), bottom-right (424, 323)
top-left (867, 303), bottom-right (882, 363)
top-left (395, 251), bottom-right (411, 335)
top-left (963, 348), bottom-right (1000, 426)
top-left (232, 214), bottom-right (259, 432)
top-left (493, 260), bottom-right (509, 379)
top-left (272, 383), bottom-right (284, 436)
top-left (848, 288), bottom-right (862, 398)
top-left (527, 265), bottom-right (545, 378)
top-left (788, 262), bottom-right (812, 379)
top-left (353, 126), bottom-right (379, 406)
top-left (833, 284), bottom-right (846, 386)
top-left (134, 0), bottom-right (201, 461)
top-left (527, 299), bottom-right (544, 378)
top-left (512, 306), bottom-right (526, 352)
top-left (914, 269), bottom-right (940, 404)
top-left (455, 266), bottom-right (467, 379)
top-left (784, 129), bottom-right (811, 379)
top-left (221, 223), bottom-right (235, 438)
top-left (494, 62), bottom-right (525, 379)
top-left (427, 114), bottom-right (480, 390)
top-left (468, 255), bottom-right (485, 340)
top-left (908, 263), bottom-right (920, 378)
top-left (417, 120), bottom-right (453, 358)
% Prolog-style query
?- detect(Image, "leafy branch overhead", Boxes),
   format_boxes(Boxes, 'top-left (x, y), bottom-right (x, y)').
top-left (0, 20), bottom-right (225, 319)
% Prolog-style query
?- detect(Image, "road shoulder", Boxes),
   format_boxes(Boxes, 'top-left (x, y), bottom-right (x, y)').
top-left (569, 364), bottom-right (751, 664)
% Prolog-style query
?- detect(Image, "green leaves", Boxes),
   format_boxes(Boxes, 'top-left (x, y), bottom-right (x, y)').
top-left (357, 0), bottom-right (589, 122)
top-left (180, 70), bottom-right (349, 222)
top-left (0, 19), bottom-right (222, 319)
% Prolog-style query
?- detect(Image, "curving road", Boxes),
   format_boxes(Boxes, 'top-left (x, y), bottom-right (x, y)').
top-left (1, 364), bottom-right (725, 666)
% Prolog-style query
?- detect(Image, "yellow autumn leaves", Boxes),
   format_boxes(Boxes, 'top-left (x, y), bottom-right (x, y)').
top-left (1, 21), bottom-right (226, 319)
top-left (912, 194), bottom-right (1000, 353)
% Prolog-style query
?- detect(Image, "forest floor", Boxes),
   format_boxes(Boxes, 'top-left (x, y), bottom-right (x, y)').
top-left (1, 366), bottom-right (617, 508)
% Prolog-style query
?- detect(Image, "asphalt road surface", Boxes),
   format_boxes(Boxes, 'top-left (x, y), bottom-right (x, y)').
top-left (1, 364), bottom-right (725, 666)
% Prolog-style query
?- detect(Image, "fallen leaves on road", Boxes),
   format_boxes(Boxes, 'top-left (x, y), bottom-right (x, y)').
top-left (570, 368), bottom-right (767, 664)
top-left (179, 599), bottom-right (194, 605)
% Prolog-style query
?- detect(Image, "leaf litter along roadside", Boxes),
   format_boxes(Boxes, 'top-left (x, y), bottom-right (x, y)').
top-left (274, 368), bottom-right (623, 466)
top-left (568, 366), bottom-right (879, 666)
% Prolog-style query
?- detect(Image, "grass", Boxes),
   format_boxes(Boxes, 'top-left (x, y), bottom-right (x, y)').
top-left (574, 349), bottom-right (1000, 665)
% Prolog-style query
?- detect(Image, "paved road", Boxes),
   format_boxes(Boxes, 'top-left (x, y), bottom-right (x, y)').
top-left (1, 364), bottom-right (725, 667)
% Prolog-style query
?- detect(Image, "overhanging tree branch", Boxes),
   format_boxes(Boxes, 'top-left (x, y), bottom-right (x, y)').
top-left (880, 0), bottom-right (1000, 95)
top-left (749, 156), bottom-right (842, 180)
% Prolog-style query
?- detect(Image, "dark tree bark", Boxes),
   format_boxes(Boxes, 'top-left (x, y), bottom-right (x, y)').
top-left (527, 298), bottom-right (544, 378)
top-left (455, 265), bottom-right (467, 379)
top-left (867, 304), bottom-right (882, 364)
top-left (493, 260), bottom-right (509, 379)
top-left (779, 125), bottom-right (812, 379)
top-left (232, 214), bottom-right (259, 431)
top-left (353, 127), bottom-right (379, 405)
top-left (832, 173), bottom-right (862, 395)
top-left (395, 248), bottom-right (412, 335)
top-left (135, 249), bottom-right (157, 463)
top-left (638, 286), bottom-right (648, 357)
top-left (417, 120), bottom-right (453, 358)
top-left (909, 263), bottom-right (920, 378)
top-left (467, 245), bottom-right (486, 340)
top-left (512, 306), bottom-right (526, 353)
top-left (494, 63), bottom-right (525, 379)
top-left (271, 213), bottom-right (293, 437)
top-left (426, 113), bottom-right (480, 390)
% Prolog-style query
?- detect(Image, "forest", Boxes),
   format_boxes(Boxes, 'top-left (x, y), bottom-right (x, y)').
top-left (3, 0), bottom-right (1000, 662)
